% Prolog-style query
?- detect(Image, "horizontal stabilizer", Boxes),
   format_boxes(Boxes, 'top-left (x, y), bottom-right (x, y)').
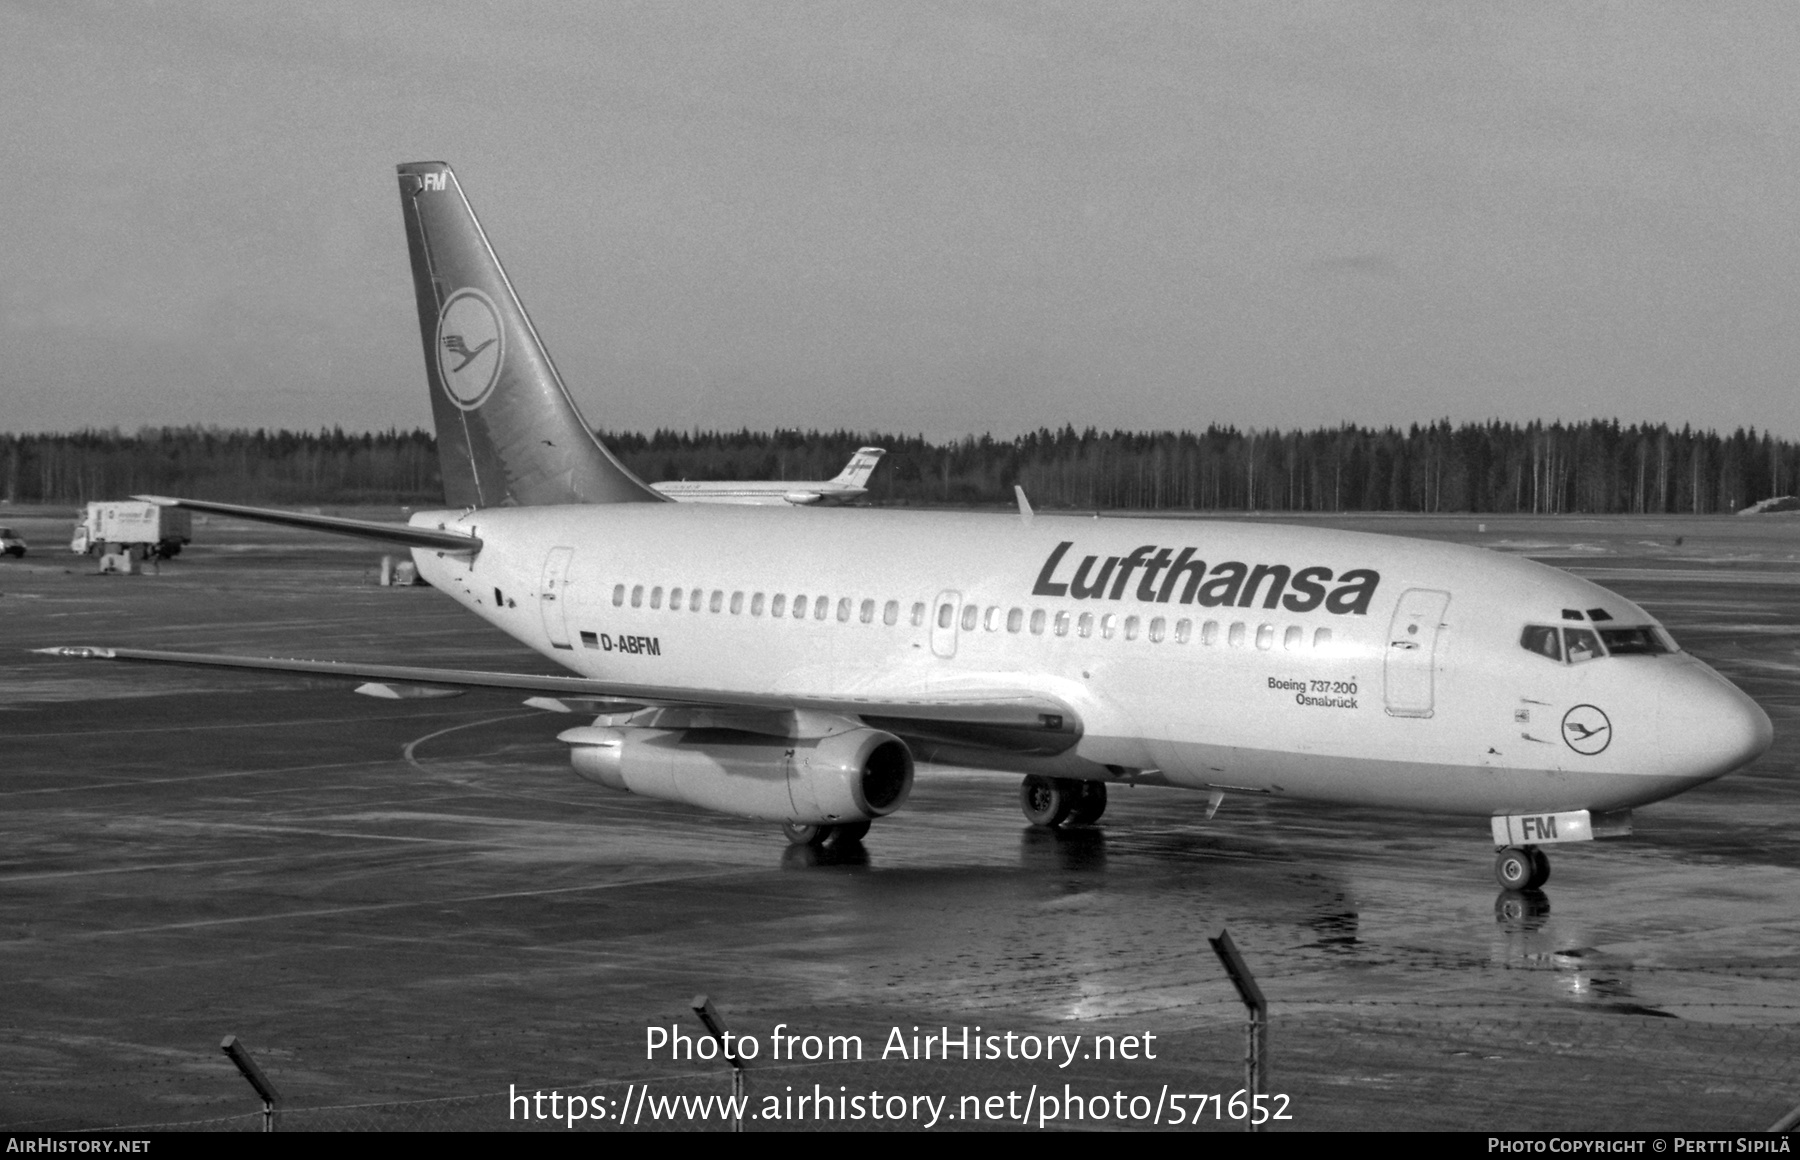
top-left (131, 496), bottom-right (482, 553)
top-left (32, 646), bottom-right (1080, 750)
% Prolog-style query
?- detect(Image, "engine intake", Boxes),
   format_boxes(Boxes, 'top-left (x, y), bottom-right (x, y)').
top-left (560, 724), bottom-right (913, 824)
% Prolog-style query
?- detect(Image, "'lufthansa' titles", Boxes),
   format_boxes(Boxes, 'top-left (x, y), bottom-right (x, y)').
top-left (1032, 541), bottom-right (1379, 615)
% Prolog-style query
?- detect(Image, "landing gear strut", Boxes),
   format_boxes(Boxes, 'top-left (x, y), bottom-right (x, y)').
top-left (1494, 845), bottom-right (1551, 891)
top-left (1019, 776), bottom-right (1106, 828)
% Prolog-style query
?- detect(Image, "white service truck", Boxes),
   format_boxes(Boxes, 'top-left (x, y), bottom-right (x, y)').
top-left (70, 502), bottom-right (193, 560)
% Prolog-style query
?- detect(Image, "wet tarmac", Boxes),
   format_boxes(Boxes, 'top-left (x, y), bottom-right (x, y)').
top-left (1, 507), bottom-right (1797, 1130)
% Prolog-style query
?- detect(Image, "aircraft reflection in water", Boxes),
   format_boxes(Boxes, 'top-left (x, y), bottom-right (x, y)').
top-left (36, 162), bottom-right (1773, 893)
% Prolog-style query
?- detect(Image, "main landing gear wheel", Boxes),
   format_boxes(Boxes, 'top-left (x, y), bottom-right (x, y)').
top-left (1494, 845), bottom-right (1551, 891)
top-left (781, 820), bottom-right (871, 847)
top-left (1066, 781), bottom-right (1107, 826)
top-left (782, 821), bottom-right (835, 847)
top-left (1020, 775), bottom-right (1073, 827)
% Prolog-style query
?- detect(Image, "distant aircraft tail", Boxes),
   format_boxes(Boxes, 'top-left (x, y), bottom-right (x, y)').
top-left (395, 162), bottom-right (663, 508)
top-left (830, 447), bottom-right (887, 489)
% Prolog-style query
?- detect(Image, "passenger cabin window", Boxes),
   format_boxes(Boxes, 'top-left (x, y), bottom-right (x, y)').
top-left (1100, 614), bottom-right (1116, 640)
top-left (1256, 624), bottom-right (1274, 650)
top-left (1149, 617), bottom-right (1165, 643)
top-left (885, 601), bottom-right (900, 626)
top-left (815, 598), bottom-right (828, 621)
top-left (1284, 625), bottom-right (1303, 649)
top-left (670, 587), bottom-right (682, 609)
top-left (1077, 612), bottom-right (1094, 638)
top-left (710, 590), bottom-right (723, 613)
top-left (1228, 622), bottom-right (1246, 648)
top-left (1202, 620), bottom-right (1220, 646)
top-left (1313, 627), bottom-right (1332, 649)
top-left (911, 603), bottom-right (925, 627)
top-left (1175, 618), bottom-right (1192, 644)
top-left (792, 596), bottom-right (807, 619)
top-left (961, 605), bottom-right (979, 632)
top-left (1007, 608), bottom-right (1023, 633)
top-left (985, 606), bottom-right (1001, 631)
top-left (1123, 615), bottom-right (1140, 641)
top-left (1029, 609), bottom-right (1046, 635)
top-left (1054, 611), bottom-right (1071, 637)
top-left (860, 599), bottom-right (875, 623)
top-left (650, 586), bottom-right (664, 610)
top-left (631, 585), bottom-right (644, 608)
top-left (938, 603), bottom-right (954, 629)
top-left (731, 592), bottom-right (745, 614)
top-left (613, 584), bottom-right (625, 607)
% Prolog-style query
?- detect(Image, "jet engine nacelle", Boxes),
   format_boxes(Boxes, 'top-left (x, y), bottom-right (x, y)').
top-left (559, 724), bottom-right (913, 824)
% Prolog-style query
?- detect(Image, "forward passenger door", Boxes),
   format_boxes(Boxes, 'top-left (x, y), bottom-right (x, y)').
top-left (1384, 588), bottom-right (1450, 718)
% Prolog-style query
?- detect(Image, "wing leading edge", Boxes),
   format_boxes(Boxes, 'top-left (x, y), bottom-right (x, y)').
top-left (131, 495), bottom-right (480, 553)
top-left (32, 646), bottom-right (1082, 755)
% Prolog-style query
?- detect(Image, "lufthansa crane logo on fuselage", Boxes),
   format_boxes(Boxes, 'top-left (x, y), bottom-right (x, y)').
top-left (436, 288), bottom-right (504, 410)
top-left (1561, 704), bottom-right (1612, 756)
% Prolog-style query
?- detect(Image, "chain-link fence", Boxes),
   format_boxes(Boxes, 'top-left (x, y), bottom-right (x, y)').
top-left (12, 1004), bottom-right (1796, 1132)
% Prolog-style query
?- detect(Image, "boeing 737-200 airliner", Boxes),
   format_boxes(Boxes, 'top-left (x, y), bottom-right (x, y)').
top-left (36, 162), bottom-right (1773, 892)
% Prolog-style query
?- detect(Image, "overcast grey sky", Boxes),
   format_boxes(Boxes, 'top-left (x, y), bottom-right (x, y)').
top-left (6, 1), bottom-right (1798, 440)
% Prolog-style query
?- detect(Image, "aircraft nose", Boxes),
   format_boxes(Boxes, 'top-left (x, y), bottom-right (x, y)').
top-left (1658, 661), bottom-right (1773, 782)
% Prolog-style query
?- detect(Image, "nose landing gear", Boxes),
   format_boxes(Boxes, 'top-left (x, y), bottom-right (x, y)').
top-left (1494, 844), bottom-right (1551, 891)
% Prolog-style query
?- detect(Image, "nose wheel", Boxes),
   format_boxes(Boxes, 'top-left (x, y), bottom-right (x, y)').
top-left (1494, 845), bottom-right (1551, 891)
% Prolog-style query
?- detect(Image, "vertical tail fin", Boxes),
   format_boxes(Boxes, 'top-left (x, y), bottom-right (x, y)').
top-left (396, 161), bottom-right (664, 508)
top-left (831, 447), bottom-right (886, 488)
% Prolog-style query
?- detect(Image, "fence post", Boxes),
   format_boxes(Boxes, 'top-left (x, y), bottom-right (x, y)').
top-left (691, 995), bottom-right (746, 1132)
top-left (1208, 928), bottom-right (1267, 1132)
top-left (220, 1035), bottom-right (282, 1132)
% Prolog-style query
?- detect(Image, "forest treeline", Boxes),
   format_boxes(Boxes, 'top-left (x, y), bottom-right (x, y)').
top-left (3, 421), bottom-right (1795, 514)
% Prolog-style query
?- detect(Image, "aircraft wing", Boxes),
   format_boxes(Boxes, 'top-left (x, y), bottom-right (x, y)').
top-left (32, 646), bottom-right (1081, 754)
top-left (131, 495), bottom-right (481, 553)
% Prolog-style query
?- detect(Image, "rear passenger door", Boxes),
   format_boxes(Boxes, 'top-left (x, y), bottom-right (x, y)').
top-left (930, 589), bottom-right (961, 658)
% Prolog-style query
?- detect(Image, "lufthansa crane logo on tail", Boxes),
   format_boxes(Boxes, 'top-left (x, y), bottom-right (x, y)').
top-left (1561, 704), bottom-right (1612, 756)
top-left (435, 288), bottom-right (504, 410)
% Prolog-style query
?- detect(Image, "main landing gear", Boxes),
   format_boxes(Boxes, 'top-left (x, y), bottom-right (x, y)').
top-left (781, 819), bottom-right (871, 848)
top-left (1493, 845), bottom-right (1551, 891)
top-left (1019, 775), bottom-right (1107, 828)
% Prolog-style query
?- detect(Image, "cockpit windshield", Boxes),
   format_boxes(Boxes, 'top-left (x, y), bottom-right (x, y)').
top-left (1520, 623), bottom-right (1676, 664)
top-left (1597, 626), bottom-right (1673, 656)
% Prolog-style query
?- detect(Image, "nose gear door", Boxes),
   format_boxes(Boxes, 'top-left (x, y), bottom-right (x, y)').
top-left (1385, 588), bottom-right (1450, 718)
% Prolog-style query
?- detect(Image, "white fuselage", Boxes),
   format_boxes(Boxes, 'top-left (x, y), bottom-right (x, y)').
top-left (410, 504), bottom-right (1770, 818)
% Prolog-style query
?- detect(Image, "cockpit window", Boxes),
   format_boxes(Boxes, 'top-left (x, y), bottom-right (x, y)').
top-left (1520, 625), bottom-right (1562, 661)
top-left (1598, 626), bottom-right (1671, 656)
top-left (1523, 622), bottom-right (1674, 663)
top-left (1563, 628), bottom-right (1602, 664)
